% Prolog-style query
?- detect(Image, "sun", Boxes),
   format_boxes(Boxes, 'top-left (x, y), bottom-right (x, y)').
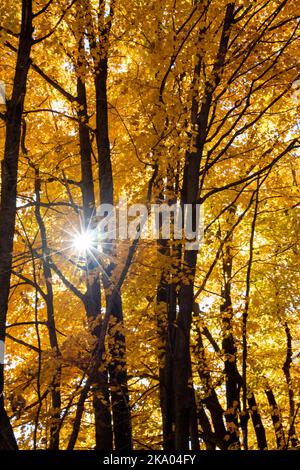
top-left (72, 230), bottom-right (94, 253)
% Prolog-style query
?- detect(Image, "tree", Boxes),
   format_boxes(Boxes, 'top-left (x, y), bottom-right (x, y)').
top-left (0, 0), bottom-right (33, 450)
top-left (0, 0), bottom-right (299, 450)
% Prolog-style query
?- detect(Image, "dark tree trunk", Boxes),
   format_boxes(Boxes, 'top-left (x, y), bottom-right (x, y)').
top-left (92, 384), bottom-right (113, 450)
top-left (0, 0), bottom-right (33, 450)
top-left (248, 392), bottom-right (267, 450)
top-left (220, 216), bottom-right (241, 449)
top-left (282, 322), bottom-right (298, 448)
top-left (95, 59), bottom-right (113, 210)
top-left (265, 388), bottom-right (286, 449)
top-left (34, 172), bottom-right (61, 450)
top-left (174, 274), bottom-right (195, 449)
top-left (107, 294), bottom-right (131, 450)
top-left (157, 274), bottom-right (176, 451)
top-left (197, 404), bottom-right (216, 450)
top-left (174, 4), bottom-right (235, 449)
top-left (155, 177), bottom-right (177, 450)
top-left (95, 54), bottom-right (131, 450)
top-left (76, 64), bottom-right (113, 449)
top-left (189, 387), bottom-right (200, 450)
top-left (155, 169), bottom-right (179, 451)
top-left (194, 312), bottom-right (227, 448)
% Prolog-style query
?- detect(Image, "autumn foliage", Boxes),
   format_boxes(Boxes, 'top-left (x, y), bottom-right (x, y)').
top-left (0, 0), bottom-right (299, 450)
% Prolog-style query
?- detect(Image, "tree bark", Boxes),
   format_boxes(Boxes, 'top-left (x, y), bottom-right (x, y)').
top-left (248, 392), bottom-right (267, 450)
top-left (174, 4), bottom-right (235, 449)
top-left (265, 387), bottom-right (286, 449)
top-left (157, 272), bottom-right (176, 451)
top-left (76, 60), bottom-right (113, 449)
top-left (197, 404), bottom-right (216, 450)
top-left (0, 0), bottom-right (33, 450)
top-left (155, 176), bottom-right (177, 451)
top-left (34, 172), bottom-right (61, 450)
top-left (93, 14), bottom-right (132, 448)
top-left (194, 311), bottom-right (228, 448)
top-left (220, 211), bottom-right (241, 450)
top-left (282, 322), bottom-right (298, 448)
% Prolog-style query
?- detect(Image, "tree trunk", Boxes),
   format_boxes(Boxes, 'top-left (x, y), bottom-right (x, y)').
top-left (77, 65), bottom-right (113, 449)
top-left (107, 294), bottom-right (131, 450)
top-left (0, 0), bottom-right (33, 450)
top-left (189, 387), bottom-right (200, 450)
top-left (155, 176), bottom-right (178, 450)
top-left (265, 387), bottom-right (286, 449)
top-left (174, 4), bottom-right (235, 449)
top-left (282, 322), bottom-right (298, 448)
top-left (248, 392), bottom-right (267, 450)
top-left (95, 54), bottom-right (132, 450)
top-left (194, 312), bottom-right (227, 448)
top-left (220, 214), bottom-right (241, 449)
top-left (174, 275), bottom-right (195, 449)
top-left (157, 273), bottom-right (176, 451)
top-left (197, 404), bottom-right (216, 450)
top-left (34, 172), bottom-right (61, 450)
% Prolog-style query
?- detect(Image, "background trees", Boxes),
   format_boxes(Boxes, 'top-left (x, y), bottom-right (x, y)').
top-left (0, 0), bottom-right (299, 450)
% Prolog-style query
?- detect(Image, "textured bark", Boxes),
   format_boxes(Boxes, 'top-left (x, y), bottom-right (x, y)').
top-left (0, 0), bottom-right (33, 450)
top-left (156, 177), bottom-right (178, 451)
top-left (107, 294), bottom-right (131, 451)
top-left (282, 322), bottom-right (298, 448)
top-left (35, 173), bottom-right (61, 450)
top-left (174, 4), bottom-right (235, 449)
top-left (173, 260), bottom-right (195, 449)
top-left (157, 273), bottom-right (176, 451)
top-left (189, 387), bottom-right (200, 451)
top-left (194, 312), bottom-right (227, 448)
top-left (77, 66), bottom-right (113, 449)
top-left (94, 44), bottom-right (132, 451)
top-left (241, 186), bottom-right (259, 449)
top-left (248, 392), bottom-right (267, 450)
top-left (220, 215), bottom-right (241, 449)
top-left (197, 405), bottom-right (216, 450)
top-left (265, 388), bottom-right (286, 449)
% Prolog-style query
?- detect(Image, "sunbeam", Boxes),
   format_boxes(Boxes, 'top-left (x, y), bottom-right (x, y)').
top-left (72, 230), bottom-right (94, 254)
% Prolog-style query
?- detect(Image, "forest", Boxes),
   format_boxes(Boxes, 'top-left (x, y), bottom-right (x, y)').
top-left (0, 0), bottom-right (299, 451)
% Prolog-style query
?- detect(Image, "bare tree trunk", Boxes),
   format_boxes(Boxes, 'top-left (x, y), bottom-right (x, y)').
top-left (265, 387), bottom-right (286, 449)
top-left (157, 271), bottom-right (176, 451)
top-left (94, 21), bottom-right (132, 449)
top-left (241, 184), bottom-right (259, 449)
top-left (189, 387), bottom-right (200, 450)
top-left (34, 171), bottom-right (61, 449)
top-left (107, 294), bottom-right (131, 451)
top-left (76, 61), bottom-right (113, 449)
top-left (0, 0), bottom-right (33, 450)
top-left (282, 322), bottom-right (298, 448)
top-left (220, 210), bottom-right (241, 450)
top-left (174, 274), bottom-right (195, 449)
top-left (248, 392), bottom-right (267, 450)
top-left (197, 404), bottom-right (216, 450)
top-left (155, 174), bottom-right (178, 451)
top-left (194, 310), bottom-right (228, 448)
top-left (174, 4), bottom-right (235, 449)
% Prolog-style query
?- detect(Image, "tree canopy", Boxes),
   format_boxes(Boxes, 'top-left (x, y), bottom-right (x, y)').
top-left (0, 0), bottom-right (299, 450)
